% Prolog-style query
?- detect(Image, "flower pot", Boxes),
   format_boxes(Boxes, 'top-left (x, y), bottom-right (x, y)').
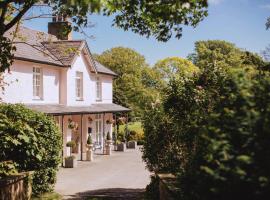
top-left (117, 142), bottom-right (126, 152)
top-left (127, 141), bottom-right (137, 149)
top-left (86, 144), bottom-right (94, 161)
top-left (105, 144), bottom-right (111, 155)
top-left (65, 157), bottom-right (77, 168)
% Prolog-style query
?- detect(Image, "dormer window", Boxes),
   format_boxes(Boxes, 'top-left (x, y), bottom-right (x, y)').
top-left (33, 67), bottom-right (43, 99)
top-left (96, 77), bottom-right (102, 101)
top-left (76, 71), bottom-right (83, 100)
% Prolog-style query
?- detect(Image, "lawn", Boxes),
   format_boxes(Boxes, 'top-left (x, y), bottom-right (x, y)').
top-left (119, 121), bottom-right (143, 135)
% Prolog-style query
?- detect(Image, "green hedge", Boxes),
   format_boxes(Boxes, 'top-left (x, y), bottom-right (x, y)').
top-left (142, 66), bottom-right (270, 199)
top-left (0, 104), bottom-right (62, 195)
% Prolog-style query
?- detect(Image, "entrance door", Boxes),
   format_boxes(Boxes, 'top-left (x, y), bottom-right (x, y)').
top-left (95, 114), bottom-right (103, 149)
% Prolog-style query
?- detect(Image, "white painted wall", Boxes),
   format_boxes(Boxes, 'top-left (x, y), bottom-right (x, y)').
top-left (1, 52), bottom-right (114, 105)
top-left (1, 60), bottom-right (60, 104)
top-left (66, 54), bottom-right (113, 106)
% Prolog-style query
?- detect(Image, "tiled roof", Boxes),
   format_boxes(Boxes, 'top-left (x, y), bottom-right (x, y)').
top-left (95, 61), bottom-right (118, 76)
top-left (4, 26), bottom-right (117, 75)
top-left (42, 40), bottom-right (84, 66)
top-left (25, 103), bottom-right (130, 115)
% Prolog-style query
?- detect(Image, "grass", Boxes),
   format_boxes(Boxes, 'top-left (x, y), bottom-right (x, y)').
top-left (119, 121), bottom-right (144, 135)
top-left (118, 121), bottom-right (144, 141)
top-left (32, 192), bottom-right (62, 200)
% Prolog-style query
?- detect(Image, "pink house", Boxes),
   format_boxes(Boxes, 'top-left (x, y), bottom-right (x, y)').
top-left (1, 18), bottom-right (130, 161)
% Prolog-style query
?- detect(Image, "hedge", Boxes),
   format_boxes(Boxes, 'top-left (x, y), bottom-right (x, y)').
top-left (0, 104), bottom-right (62, 195)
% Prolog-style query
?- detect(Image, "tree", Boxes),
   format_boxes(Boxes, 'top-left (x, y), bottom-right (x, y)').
top-left (153, 57), bottom-right (199, 85)
top-left (95, 47), bottom-right (159, 118)
top-left (189, 40), bottom-right (266, 70)
top-left (0, 0), bottom-right (209, 72)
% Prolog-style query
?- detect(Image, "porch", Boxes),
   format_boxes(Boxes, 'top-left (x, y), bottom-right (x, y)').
top-left (26, 103), bottom-right (130, 162)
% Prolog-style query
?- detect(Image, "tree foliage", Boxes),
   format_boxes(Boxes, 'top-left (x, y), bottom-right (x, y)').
top-left (95, 47), bottom-right (159, 118)
top-left (142, 41), bottom-right (270, 199)
top-left (0, 0), bottom-right (208, 72)
top-left (154, 57), bottom-right (199, 84)
top-left (0, 104), bottom-right (62, 195)
top-left (189, 40), bottom-right (266, 70)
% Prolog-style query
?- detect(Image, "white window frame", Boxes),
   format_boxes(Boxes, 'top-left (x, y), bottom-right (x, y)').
top-left (96, 77), bottom-right (102, 101)
top-left (75, 71), bottom-right (83, 100)
top-left (95, 114), bottom-right (103, 146)
top-left (33, 66), bottom-right (43, 100)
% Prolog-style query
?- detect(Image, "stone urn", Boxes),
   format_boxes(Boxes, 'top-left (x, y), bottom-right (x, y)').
top-left (105, 140), bottom-right (112, 155)
top-left (86, 144), bottom-right (94, 161)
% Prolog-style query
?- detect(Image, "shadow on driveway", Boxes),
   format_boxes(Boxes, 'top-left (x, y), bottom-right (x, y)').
top-left (67, 188), bottom-right (145, 200)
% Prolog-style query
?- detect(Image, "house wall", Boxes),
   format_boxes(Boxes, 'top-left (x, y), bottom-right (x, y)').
top-left (1, 60), bottom-right (60, 104)
top-left (66, 54), bottom-right (113, 106)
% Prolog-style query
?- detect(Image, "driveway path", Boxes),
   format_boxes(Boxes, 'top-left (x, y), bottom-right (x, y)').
top-left (55, 148), bottom-right (151, 199)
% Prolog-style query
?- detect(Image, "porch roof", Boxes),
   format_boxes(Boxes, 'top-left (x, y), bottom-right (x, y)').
top-left (25, 103), bottom-right (130, 116)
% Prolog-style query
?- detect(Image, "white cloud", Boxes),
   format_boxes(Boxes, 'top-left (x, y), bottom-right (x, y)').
top-left (208, 0), bottom-right (223, 5)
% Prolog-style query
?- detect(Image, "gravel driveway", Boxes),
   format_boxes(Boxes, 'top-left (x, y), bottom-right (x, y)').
top-left (55, 148), bottom-right (151, 199)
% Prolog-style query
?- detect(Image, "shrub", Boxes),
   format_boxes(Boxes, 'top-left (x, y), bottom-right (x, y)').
top-left (144, 175), bottom-right (160, 200)
top-left (143, 65), bottom-right (270, 199)
top-left (87, 135), bottom-right (93, 145)
top-left (66, 140), bottom-right (76, 148)
top-left (106, 132), bottom-right (111, 140)
top-left (0, 161), bottom-right (18, 177)
top-left (0, 104), bottom-right (62, 195)
top-left (137, 140), bottom-right (145, 145)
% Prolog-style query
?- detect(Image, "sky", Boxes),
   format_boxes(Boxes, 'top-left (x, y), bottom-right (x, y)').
top-left (24, 0), bottom-right (270, 65)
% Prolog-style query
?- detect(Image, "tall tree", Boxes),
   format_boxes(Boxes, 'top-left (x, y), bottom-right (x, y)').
top-left (95, 47), bottom-right (159, 118)
top-left (0, 0), bottom-right (209, 72)
top-left (189, 40), bottom-right (266, 70)
top-left (154, 57), bottom-right (199, 85)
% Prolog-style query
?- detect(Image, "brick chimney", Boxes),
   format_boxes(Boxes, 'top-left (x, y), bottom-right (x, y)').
top-left (48, 15), bottom-right (72, 40)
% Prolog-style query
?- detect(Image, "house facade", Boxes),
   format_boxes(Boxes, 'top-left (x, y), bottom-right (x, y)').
top-left (1, 18), bottom-right (129, 161)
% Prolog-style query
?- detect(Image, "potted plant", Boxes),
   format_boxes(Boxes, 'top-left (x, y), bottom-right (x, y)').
top-left (68, 119), bottom-right (78, 130)
top-left (106, 118), bottom-right (114, 124)
top-left (88, 116), bottom-right (93, 124)
top-left (116, 139), bottom-right (126, 152)
top-left (86, 135), bottom-right (94, 161)
top-left (106, 132), bottom-right (112, 144)
top-left (104, 132), bottom-right (112, 155)
top-left (65, 141), bottom-right (77, 168)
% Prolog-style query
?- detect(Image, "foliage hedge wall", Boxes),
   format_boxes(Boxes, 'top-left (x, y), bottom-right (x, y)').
top-left (142, 66), bottom-right (270, 199)
top-left (0, 104), bottom-right (62, 195)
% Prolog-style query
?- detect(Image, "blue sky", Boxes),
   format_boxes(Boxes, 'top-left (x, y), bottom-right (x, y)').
top-left (24, 0), bottom-right (270, 65)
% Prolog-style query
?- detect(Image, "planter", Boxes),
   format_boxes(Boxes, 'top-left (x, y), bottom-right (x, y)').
top-left (105, 144), bottom-right (112, 155)
top-left (127, 141), bottom-right (137, 149)
top-left (65, 157), bottom-right (77, 168)
top-left (86, 144), bottom-right (94, 161)
top-left (0, 171), bottom-right (33, 200)
top-left (117, 142), bottom-right (126, 152)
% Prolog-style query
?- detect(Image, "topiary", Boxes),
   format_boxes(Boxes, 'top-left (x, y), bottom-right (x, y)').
top-left (0, 104), bottom-right (61, 195)
top-left (87, 136), bottom-right (93, 145)
top-left (106, 132), bottom-right (111, 141)
top-left (66, 141), bottom-right (76, 148)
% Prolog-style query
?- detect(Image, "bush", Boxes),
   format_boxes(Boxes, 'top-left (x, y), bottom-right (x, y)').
top-left (66, 140), bottom-right (76, 148)
top-left (0, 104), bottom-right (62, 195)
top-left (87, 135), bottom-right (92, 145)
top-left (144, 175), bottom-right (160, 200)
top-left (142, 65), bottom-right (270, 199)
